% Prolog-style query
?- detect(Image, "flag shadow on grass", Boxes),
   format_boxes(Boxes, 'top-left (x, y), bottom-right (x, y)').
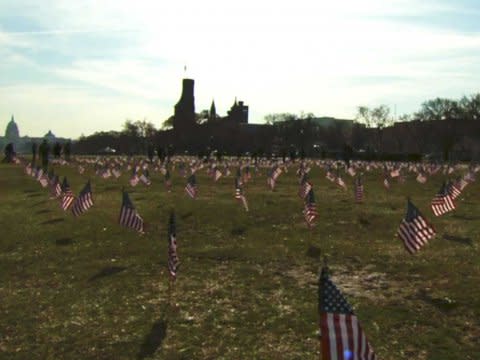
top-left (36, 209), bottom-right (51, 215)
top-left (39, 218), bottom-right (64, 225)
top-left (56, 238), bottom-right (74, 246)
top-left (88, 266), bottom-right (127, 282)
top-left (137, 318), bottom-right (168, 360)
top-left (452, 214), bottom-right (480, 221)
top-left (443, 234), bottom-right (473, 246)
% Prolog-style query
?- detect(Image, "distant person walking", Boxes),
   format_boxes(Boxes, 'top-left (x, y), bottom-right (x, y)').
top-left (39, 139), bottom-right (50, 170)
top-left (2, 143), bottom-right (16, 163)
top-left (32, 142), bottom-right (37, 165)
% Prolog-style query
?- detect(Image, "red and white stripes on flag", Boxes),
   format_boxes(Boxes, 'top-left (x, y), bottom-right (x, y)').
top-left (185, 174), bottom-right (197, 199)
top-left (213, 168), bottom-right (222, 182)
top-left (119, 191), bottom-right (144, 233)
top-left (319, 267), bottom-right (377, 360)
top-left (60, 177), bottom-right (75, 211)
top-left (139, 173), bottom-right (151, 186)
top-left (416, 173), bottom-right (427, 184)
top-left (447, 180), bottom-right (462, 200)
top-left (398, 199), bottom-right (436, 254)
top-left (72, 181), bottom-right (94, 216)
top-left (235, 177), bottom-right (249, 212)
top-left (431, 183), bottom-right (456, 216)
top-left (303, 188), bottom-right (318, 228)
top-left (383, 176), bottom-right (390, 189)
top-left (298, 176), bottom-right (312, 200)
top-left (354, 177), bottom-right (364, 203)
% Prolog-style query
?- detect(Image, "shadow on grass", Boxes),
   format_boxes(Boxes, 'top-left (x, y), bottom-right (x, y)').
top-left (36, 209), bottom-right (51, 215)
top-left (181, 211), bottom-right (193, 220)
top-left (40, 218), bottom-right (64, 225)
top-left (88, 266), bottom-right (127, 282)
top-left (231, 226), bottom-right (246, 236)
top-left (103, 186), bottom-right (118, 192)
top-left (306, 245), bottom-right (321, 259)
top-left (137, 318), bottom-right (168, 360)
top-left (56, 238), bottom-right (74, 246)
top-left (452, 214), bottom-right (479, 221)
top-left (134, 197), bottom-right (146, 201)
top-left (418, 289), bottom-right (459, 313)
top-left (443, 234), bottom-right (473, 246)
top-left (33, 200), bottom-right (48, 206)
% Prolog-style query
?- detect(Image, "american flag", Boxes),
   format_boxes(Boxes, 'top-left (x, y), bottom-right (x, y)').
top-left (272, 166), bottom-right (283, 181)
top-left (326, 170), bottom-right (336, 182)
top-left (185, 174), bottom-right (197, 199)
top-left (319, 266), bottom-right (377, 360)
top-left (354, 176), bottom-right (364, 203)
top-left (416, 173), bottom-right (427, 184)
top-left (25, 163), bottom-right (32, 176)
top-left (235, 177), bottom-right (249, 211)
top-left (72, 180), bottom-right (94, 216)
top-left (383, 176), bottom-right (390, 189)
top-left (335, 173), bottom-right (347, 190)
top-left (454, 176), bottom-right (468, 192)
top-left (298, 173), bottom-right (312, 199)
top-left (139, 170), bottom-right (151, 186)
top-left (168, 211), bottom-right (180, 279)
top-left (303, 188), bottom-right (318, 228)
top-left (398, 199), bottom-right (436, 254)
top-left (118, 190), bottom-right (144, 233)
top-left (390, 168), bottom-right (400, 178)
top-left (267, 167), bottom-right (276, 190)
top-left (347, 166), bottom-right (356, 177)
top-left (129, 169), bottom-right (139, 187)
top-left (431, 183), bottom-right (456, 216)
top-left (112, 168), bottom-right (122, 179)
top-left (213, 167), bottom-right (222, 182)
top-left (446, 180), bottom-right (461, 200)
top-left (39, 172), bottom-right (49, 188)
top-left (50, 175), bottom-right (62, 198)
top-left (60, 177), bottom-right (75, 211)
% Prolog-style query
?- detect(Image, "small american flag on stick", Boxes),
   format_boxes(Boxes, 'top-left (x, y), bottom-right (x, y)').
top-left (398, 199), bottom-right (436, 254)
top-left (235, 177), bottom-right (249, 212)
top-left (354, 176), bottom-right (364, 203)
top-left (319, 266), bottom-right (377, 360)
top-left (303, 188), bottom-right (318, 228)
top-left (60, 177), bottom-right (75, 211)
top-left (298, 173), bottom-right (312, 200)
top-left (119, 190), bottom-right (144, 233)
top-left (72, 180), bottom-right (94, 217)
top-left (185, 174), bottom-right (197, 199)
top-left (431, 182), bottom-right (456, 216)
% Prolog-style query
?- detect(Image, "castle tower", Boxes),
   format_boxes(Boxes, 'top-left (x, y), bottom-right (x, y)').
top-left (173, 78), bottom-right (196, 130)
top-left (209, 100), bottom-right (217, 122)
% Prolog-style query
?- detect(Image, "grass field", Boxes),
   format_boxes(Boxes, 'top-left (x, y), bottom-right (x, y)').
top-left (1, 159), bottom-right (479, 359)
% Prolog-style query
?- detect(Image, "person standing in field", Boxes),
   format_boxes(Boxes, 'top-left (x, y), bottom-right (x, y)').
top-left (39, 139), bottom-right (50, 170)
top-left (32, 142), bottom-right (37, 165)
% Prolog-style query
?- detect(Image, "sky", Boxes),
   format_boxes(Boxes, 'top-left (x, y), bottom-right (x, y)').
top-left (1, 0), bottom-right (480, 139)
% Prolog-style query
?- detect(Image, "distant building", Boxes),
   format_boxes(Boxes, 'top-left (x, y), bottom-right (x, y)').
top-left (0, 115), bottom-right (71, 153)
top-left (227, 98), bottom-right (249, 124)
top-left (173, 78), bottom-right (196, 131)
top-left (5, 115), bottom-right (20, 142)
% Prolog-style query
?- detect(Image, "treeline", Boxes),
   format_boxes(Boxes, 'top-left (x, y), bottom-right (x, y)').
top-left (71, 94), bottom-right (480, 161)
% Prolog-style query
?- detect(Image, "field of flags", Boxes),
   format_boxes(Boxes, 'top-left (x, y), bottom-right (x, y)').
top-left (1, 155), bottom-right (479, 359)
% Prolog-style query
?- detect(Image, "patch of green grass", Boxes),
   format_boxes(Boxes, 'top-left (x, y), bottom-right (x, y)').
top-left (0, 161), bottom-right (479, 359)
